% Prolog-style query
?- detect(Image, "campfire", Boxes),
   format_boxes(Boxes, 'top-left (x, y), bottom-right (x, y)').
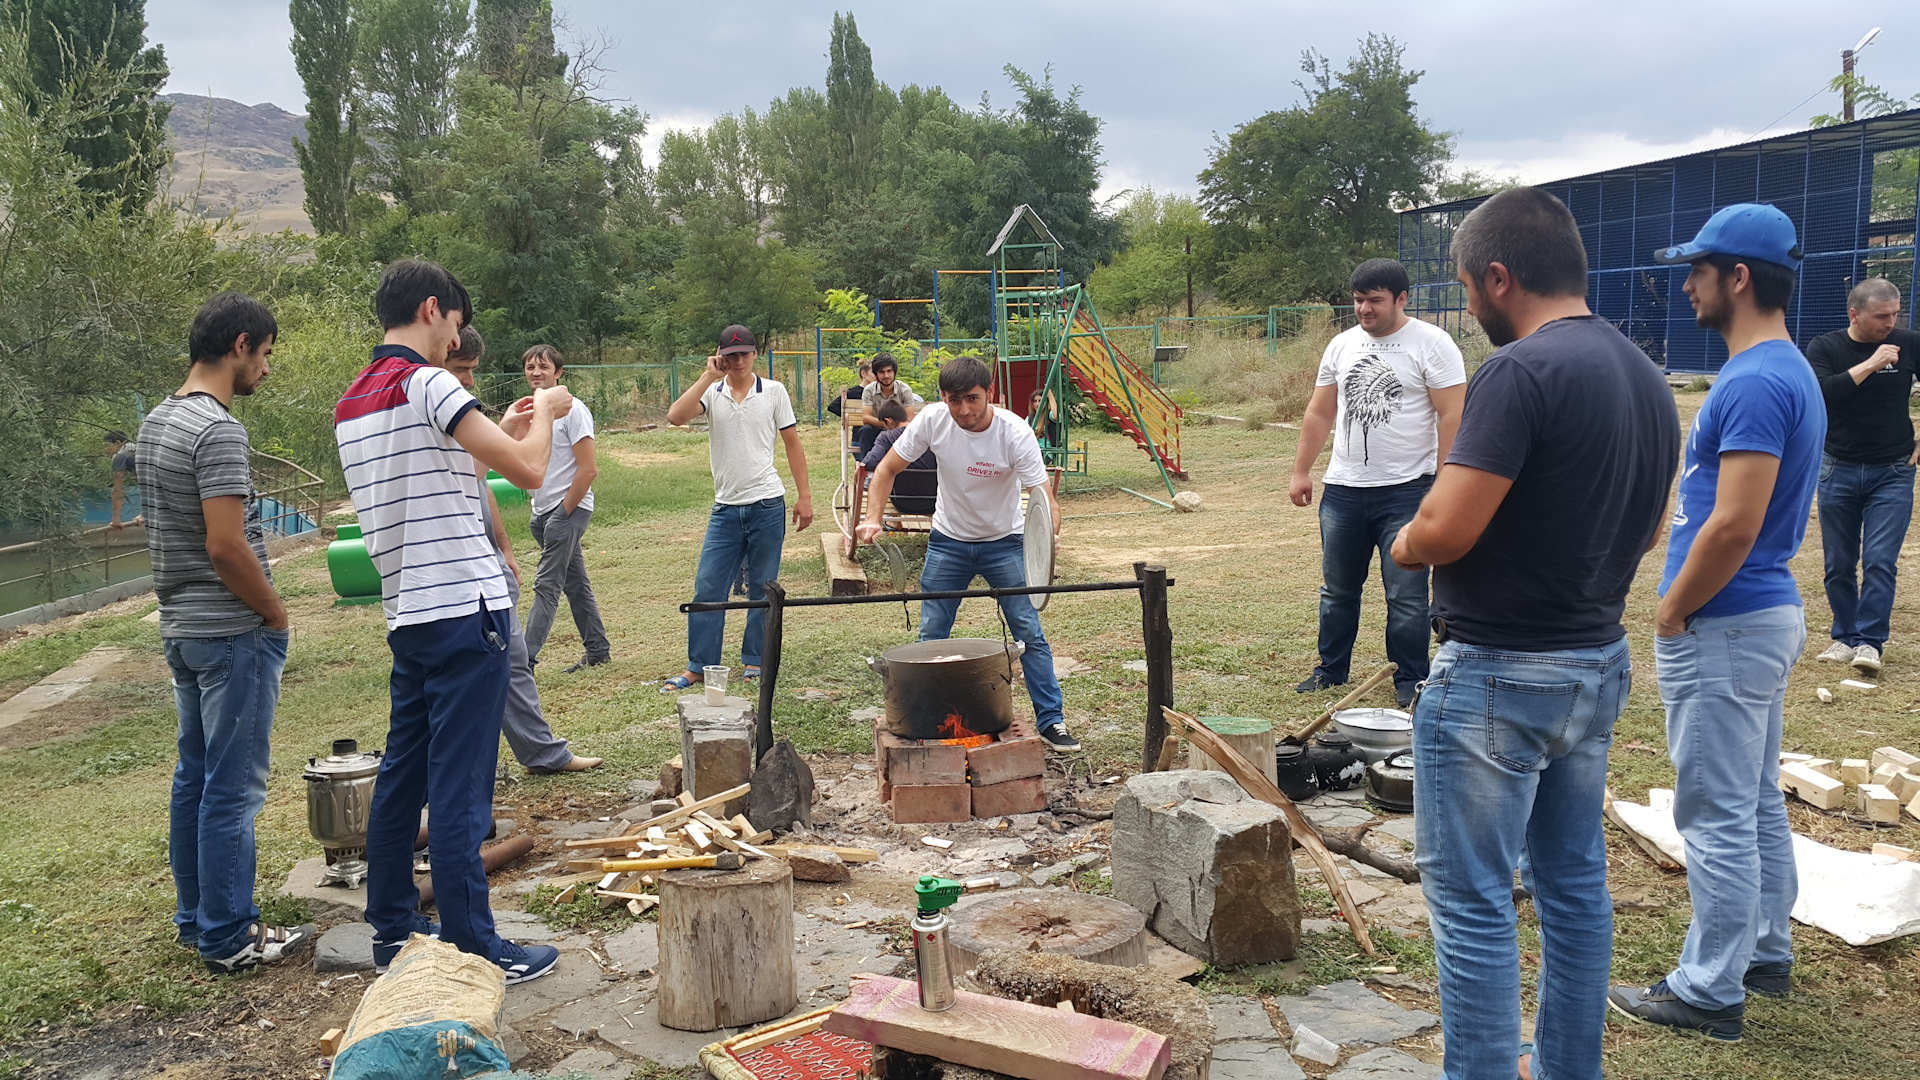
top-left (932, 712), bottom-right (994, 750)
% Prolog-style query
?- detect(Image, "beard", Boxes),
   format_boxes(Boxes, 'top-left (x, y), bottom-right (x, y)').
top-left (1692, 281), bottom-right (1733, 334)
top-left (1473, 306), bottom-right (1519, 347)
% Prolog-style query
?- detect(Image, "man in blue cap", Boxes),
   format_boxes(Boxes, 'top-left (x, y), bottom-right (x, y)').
top-left (1609, 205), bottom-right (1825, 1042)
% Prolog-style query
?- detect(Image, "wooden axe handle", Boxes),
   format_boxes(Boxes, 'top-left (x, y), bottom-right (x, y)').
top-left (602, 853), bottom-right (739, 872)
top-left (1292, 663), bottom-right (1398, 742)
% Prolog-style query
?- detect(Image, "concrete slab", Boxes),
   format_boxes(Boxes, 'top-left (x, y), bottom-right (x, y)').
top-left (1275, 981), bottom-right (1437, 1048)
top-left (1328, 1047), bottom-right (1443, 1079)
top-left (0, 645), bottom-right (131, 730)
top-left (1208, 996), bottom-right (1278, 1042)
top-left (279, 857), bottom-right (367, 924)
top-left (502, 948), bottom-right (610, 1024)
top-left (1212, 1041), bottom-right (1307, 1080)
top-left (793, 912), bottom-right (895, 1002)
top-left (599, 1004), bottom-right (742, 1067)
top-left (549, 984), bottom-right (651, 1038)
top-left (313, 921), bottom-right (375, 972)
top-left (604, 923), bottom-right (658, 974)
top-left (1302, 804), bottom-right (1378, 831)
top-left (549, 1048), bottom-right (631, 1080)
top-left (1375, 817), bottom-right (1418, 842)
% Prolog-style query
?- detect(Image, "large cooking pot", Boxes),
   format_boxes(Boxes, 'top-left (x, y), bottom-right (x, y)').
top-left (867, 638), bottom-right (1024, 739)
top-left (1330, 707), bottom-right (1413, 764)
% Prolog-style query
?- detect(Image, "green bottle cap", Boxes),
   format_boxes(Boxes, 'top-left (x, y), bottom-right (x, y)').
top-left (915, 874), bottom-right (964, 914)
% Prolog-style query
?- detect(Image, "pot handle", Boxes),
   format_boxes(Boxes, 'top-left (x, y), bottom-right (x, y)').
top-left (866, 655), bottom-right (887, 678)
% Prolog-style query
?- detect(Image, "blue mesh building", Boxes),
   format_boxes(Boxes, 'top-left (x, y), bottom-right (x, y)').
top-left (1398, 110), bottom-right (1920, 373)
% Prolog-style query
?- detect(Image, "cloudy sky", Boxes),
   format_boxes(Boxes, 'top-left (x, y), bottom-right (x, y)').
top-left (152, 2), bottom-right (1920, 202)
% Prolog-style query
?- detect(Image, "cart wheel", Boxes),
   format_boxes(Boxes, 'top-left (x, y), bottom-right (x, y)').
top-left (831, 479), bottom-right (854, 540)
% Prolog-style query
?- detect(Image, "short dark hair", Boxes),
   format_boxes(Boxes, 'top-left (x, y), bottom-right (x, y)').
top-left (1451, 187), bottom-right (1589, 298)
top-left (449, 326), bottom-right (485, 363)
top-left (870, 352), bottom-right (897, 375)
top-left (1848, 277), bottom-right (1901, 312)
top-left (374, 259), bottom-right (473, 331)
top-left (103, 430), bottom-right (127, 444)
top-left (872, 399), bottom-right (908, 424)
top-left (523, 343), bottom-right (563, 372)
top-left (1701, 254), bottom-right (1796, 315)
top-left (188, 291), bottom-right (278, 363)
top-left (938, 355), bottom-right (993, 396)
top-left (1350, 258), bottom-right (1410, 298)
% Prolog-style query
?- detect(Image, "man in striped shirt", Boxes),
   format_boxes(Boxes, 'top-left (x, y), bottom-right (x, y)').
top-left (335, 260), bottom-right (575, 984)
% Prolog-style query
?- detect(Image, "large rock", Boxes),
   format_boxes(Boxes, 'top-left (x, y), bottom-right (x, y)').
top-left (313, 921), bottom-right (375, 972)
top-left (1112, 770), bottom-right (1301, 967)
top-left (278, 857), bottom-right (367, 924)
top-left (677, 695), bottom-right (756, 817)
top-left (748, 737), bottom-right (816, 832)
top-left (787, 847), bottom-right (851, 883)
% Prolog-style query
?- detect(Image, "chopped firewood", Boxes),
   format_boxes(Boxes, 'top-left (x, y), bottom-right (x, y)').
top-left (564, 784), bottom-right (753, 849)
top-left (1872, 842), bottom-right (1917, 861)
top-left (744, 828), bottom-right (774, 845)
top-left (628, 896), bottom-right (658, 917)
top-left (319, 1028), bottom-right (344, 1057)
top-left (686, 821), bottom-right (715, 852)
top-left (677, 791), bottom-right (696, 807)
top-left (1057, 1000), bottom-right (1075, 1013)
top-left (647, 826), bottom-right (668, 844)
top-left (730, 814), bottom-right (754, 834)
top-left (922, 836), bottom-right (954, 850)
top-left (554, 883), bottom-right (578, 904)
top-left (599, 889), bottom-right (654, 902)
top-left (1781, 763), bottom-right (1845, 809)
top-left (598, 871), bottom-right (620, 889)
top-left (693, 811), bottom-right (738, 839)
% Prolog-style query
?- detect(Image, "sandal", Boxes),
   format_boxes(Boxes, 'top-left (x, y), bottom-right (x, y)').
top-left (659, 673), bottom-right (702, 694)
top-left (742, 666), bottom-right (762, 681)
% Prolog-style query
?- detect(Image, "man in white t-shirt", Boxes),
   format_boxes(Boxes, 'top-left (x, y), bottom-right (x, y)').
top-left (857, 355), bottom-right (1076, 752)
top-left (520, 345), bottom-right (610, 672)
top-left (661, 324), bottom-right (814, 693)
top-left (1289, 259), bottom-right (1466, 706)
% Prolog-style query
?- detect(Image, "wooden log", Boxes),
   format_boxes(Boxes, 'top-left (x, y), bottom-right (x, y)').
top-left (823, 974), bottom-right (1171, 1080)
top-left (947, 892), bottom-right (1148, 973)
top-left (1320, 823), bottom-right (1419, 884)
top-left (1136, 563), bottom-right (1174, 774)
top-left (823, 531), bottom-right (869, 596)
top-left (1162, 707), bottom-right (1376, 956)
top-left (657, 858), bottom-right (796, 1032)
top-left (417, 834), bottom-right (533, 905)
top-left (1781, 763), bottom-right (1845, 809)
top-left (1185, 716), bottom-right (1277, 785)
top-left (564, 783), bottom-right (753, 848)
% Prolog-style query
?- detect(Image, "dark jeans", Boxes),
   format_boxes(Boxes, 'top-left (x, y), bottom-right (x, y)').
top-left (917, 531), bottom-right (1064, 730)
top-left (1315, 478), bottom-right (1433, 694)
top-left (1817, 455), bottom-right (1915, 651)
top-left (167, 626), bottom-right (288, 958)
top-left (365, 603), bottom-right (512, 960)
top-left (688, 497), bottom-right (787, 672)
top-left (524, 504), bottom-right (610, 665)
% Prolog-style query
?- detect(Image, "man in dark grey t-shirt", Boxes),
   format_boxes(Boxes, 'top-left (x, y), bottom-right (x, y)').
top-left (138, 291), bottom-right (311, 976)
top-left (1388, 189), bottom-right (1680, 1080)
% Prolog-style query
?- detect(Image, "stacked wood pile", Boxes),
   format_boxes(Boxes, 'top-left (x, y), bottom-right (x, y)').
top-left (1781, 746), bottom-right (1920, 822)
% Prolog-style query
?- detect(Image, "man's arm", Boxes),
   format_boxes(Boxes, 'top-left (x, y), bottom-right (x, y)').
top-left (854, 451), bottom-right (910, 544)
top-left (780, 426), bottom-right (813, 531)
top-left (1428, 383), bottom-right (1466, 467)
top-left (1289, 383), bottom-right (1339, 507)
top-left (1655, 451), bottom-right (1779, 635)
top-left (110, 471), bottom-right (126, 528)
top-left (562, 437), bottom-right (596, 514)
top-left (1389, 463), bottom-right (1516, 569)
top-left (667, 356), bottom-right (724, 427)
top-left (452, 385), bottom-right (572, 490)
top-left (203, 496), bottom-right (288, 629)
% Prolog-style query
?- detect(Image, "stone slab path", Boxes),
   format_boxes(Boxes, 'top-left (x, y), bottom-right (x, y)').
top-left (0, 645), bottom-right (131, 729)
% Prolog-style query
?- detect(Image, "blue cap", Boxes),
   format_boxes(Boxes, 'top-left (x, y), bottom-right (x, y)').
top-left (1653, 203), bottom-right (1803, 267)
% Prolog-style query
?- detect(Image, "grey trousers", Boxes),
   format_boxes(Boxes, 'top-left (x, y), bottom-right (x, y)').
top-left (502, 570), bottom-right (573, 771)
top-left (525, 504), bottom-right (610, 665)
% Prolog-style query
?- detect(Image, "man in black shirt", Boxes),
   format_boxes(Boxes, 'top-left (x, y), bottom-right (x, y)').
top-left (1804, 277), bottom-right (1920, 676)
top-left (1388, 188), bottom-right (1680, 1080)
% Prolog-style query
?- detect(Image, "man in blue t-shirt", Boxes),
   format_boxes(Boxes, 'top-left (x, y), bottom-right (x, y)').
top-left (1608, 205), bottom-right (1825, 1043)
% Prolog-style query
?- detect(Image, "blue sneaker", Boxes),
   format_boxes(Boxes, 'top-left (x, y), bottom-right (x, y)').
top-left (372, 922), bottom-right (441, 973)
top-left (493, 940), bottom-right (560, 985)
top-left (1608, 978), bottom-right (1743, 1041)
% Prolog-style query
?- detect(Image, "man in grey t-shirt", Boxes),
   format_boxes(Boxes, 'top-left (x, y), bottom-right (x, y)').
top-left (138, 291), bottom-right (312, 975)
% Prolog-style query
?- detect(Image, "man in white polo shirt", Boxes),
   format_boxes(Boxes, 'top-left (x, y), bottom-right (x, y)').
top-left (856, 355), bottom-right (1075, 751)
top-left (662, 324), bottom-right (814, 693)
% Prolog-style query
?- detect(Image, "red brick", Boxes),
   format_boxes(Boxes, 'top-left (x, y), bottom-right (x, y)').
top-left (877, 729), bottom-right (969, 786)
top-left (967, 717), bottom-right (1046, 787)
top-left (891, 784), bottom-right (973, 824)
top-left (971, 776), bottom-right (1047, 818)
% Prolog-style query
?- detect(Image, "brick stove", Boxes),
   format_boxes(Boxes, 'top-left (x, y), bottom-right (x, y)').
top-left (874, 714), bottom-right (1048, 824)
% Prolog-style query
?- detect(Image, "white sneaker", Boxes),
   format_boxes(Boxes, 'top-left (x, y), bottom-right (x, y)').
top-left (1852, 644), bottom-right (1883, 675)
top-left (1816, 641), bottom-right (1856, 663)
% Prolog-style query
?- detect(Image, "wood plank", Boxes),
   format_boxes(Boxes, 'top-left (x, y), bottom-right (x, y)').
top-left (760, 845), bottom-right (879, 863)
top-left (1841, 759), bottom-right (1872, 785)
top-left (1891, 770), bottom-right (1920, 802)
top-left (1781, 763), bottom-right (1845, 809)
top-left (1872, 842), bottom-right (1918, 861)
top-left (823, 975), bottom-right (1170, 1080)
top-left (725, 1005), bottom-right (838, 1056)
top-left (319, 1028), bottom-right (344, 1057)
top-left (1802, 758), bottom-right (1838, 780)
top-left (693, 811), bottom-right (738, 839)
top-left (823, 531), bottom-right (868, 596)
top-left (1163, 707), bottom-right (1376, 956)
top-left (563, 784), bottom-right (753, 848)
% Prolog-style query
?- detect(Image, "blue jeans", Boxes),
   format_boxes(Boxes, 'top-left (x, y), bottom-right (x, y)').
top-left (167, 626), bottom-right (288, 958)
top-left (365, 603), bottom-right (512, 960)
top-left (1414, 637), bottom-right (1629, 1080)
top-left (1316, 479), bottom-right (1432, 695)
top-left (917, 531), bottom-right (1064, 730)
top-left (688, 497), bottom-right (786, 673)
top-left (1657, 604), bottom-right (1805, 1011)
top-left (1817, 456), bottom-right (1914, 650)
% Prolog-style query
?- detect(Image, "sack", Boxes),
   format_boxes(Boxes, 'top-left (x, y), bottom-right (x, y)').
top-left (332, 935), bottom-right (510, 1079)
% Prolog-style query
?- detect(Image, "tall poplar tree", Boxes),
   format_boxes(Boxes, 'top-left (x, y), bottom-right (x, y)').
top-left (290, 0), bottom-right (358, 234)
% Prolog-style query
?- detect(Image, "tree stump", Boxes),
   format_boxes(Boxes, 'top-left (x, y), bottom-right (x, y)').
top-left (1186, 717), bottom-right (1276, 785)
top-left (948, 893), bottom-right (1147, 974)
top-left (657, 859), bottom-right (796, 1031)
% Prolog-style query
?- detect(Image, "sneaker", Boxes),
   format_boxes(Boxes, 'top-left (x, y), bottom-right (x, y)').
top-left (1038, 723), bottom-right (1081, 753)
top-left (562, 656), bottom-right (611, 674)
top-left (1607, 978), bottom-right (1743, 1041)
top-left (1852, 644), bottom-right (1883, 675)
top-left (1815, 640), bottom-right (1856, 663)
top-left (493, 940), bottom-right (560, 985)
top-left (1396, 686), bottom-right (1418, 709)
top-left (1295, 672), bottom-right (1344, 694)
top-left (203, 922), bottom-right (316, 975)
top-left (372, 923), bottom-right (442, 974)
top-left (1743, 961), bottom-right (1792, 999)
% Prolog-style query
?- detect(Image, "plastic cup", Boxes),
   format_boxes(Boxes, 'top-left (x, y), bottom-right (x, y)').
top-left (703, 665), bottom-right (729, 705)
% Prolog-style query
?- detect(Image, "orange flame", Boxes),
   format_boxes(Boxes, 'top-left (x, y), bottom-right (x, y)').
top-left (931, 712), bottom-right (994, 749)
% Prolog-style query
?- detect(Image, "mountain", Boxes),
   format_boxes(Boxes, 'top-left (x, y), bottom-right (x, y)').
top-left (163, 94), bottom-right (312, 234)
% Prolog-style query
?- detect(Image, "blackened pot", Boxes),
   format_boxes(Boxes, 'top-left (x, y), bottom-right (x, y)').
top-left (866, 638), bottom-right (1023, 739)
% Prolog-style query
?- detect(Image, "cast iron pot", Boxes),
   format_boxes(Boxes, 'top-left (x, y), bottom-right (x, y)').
top-left (866, 638), bottom-right (1023, 739)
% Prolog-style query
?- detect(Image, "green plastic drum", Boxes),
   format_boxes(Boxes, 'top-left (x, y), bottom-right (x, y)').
top-left (327, 523), bottom-right (383, 605)
top-left (487, 470), bottom-right (528, 506)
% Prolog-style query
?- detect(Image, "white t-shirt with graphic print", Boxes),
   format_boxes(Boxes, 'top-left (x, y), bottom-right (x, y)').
top-left (1316, 318), bottom-right (1466, 488)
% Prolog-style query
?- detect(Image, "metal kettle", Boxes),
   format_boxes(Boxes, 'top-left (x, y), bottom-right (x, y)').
top-left (1304, 731), bottom-right (1368, 792)
top-left (303, 739), bottom-right (382, 888)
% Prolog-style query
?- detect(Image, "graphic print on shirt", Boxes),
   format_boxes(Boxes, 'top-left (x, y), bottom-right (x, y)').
top-left (1342, 353), bottom-right (1404, 464)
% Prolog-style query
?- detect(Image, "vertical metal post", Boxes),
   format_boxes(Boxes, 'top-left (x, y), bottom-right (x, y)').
top-left (1268, 307), bottom-right (1278, 357)
top-left (1136, 562), bottom-right (1173, 774)
top-left (755, 580), bottom-right (785, 765)
top-left (815, 328), bottom-right (825, 425)
top-left (933, 273), bottom-right (940, 349)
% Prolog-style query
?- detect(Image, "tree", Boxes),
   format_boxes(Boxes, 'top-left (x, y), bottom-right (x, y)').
top-left (825, 11), bottom-right (882, 206)
top-left (473, 0), bottom-right (566, 101)
top-left (670, 218), bottom-right (820, 351)
top-left (1434, 166), bottom-right (1517, 204)
top-left (352, 0), bottom-right (469, 211)
top-left (0, 0), bottom-right (169, 208)
top-left (290, 0), bottom-right (358, 234)
top-left (1200, 35), bottom-right (1449, 304)
top-left (1089, 189), bottom-right (1213, 317)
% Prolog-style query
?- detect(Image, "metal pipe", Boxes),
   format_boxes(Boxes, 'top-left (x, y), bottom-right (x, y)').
top-left (681, 577), bottom-right (1174, 613)
top-left (1117, 487), bottom-right (1174, 509)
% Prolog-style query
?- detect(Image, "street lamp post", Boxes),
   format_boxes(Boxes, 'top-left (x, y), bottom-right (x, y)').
top-left (1842, 27), bottom-right (1882, 123)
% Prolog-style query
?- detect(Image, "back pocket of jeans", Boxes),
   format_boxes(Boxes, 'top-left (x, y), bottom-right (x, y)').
top-left (1486, 676), bottom-right (1584, 772)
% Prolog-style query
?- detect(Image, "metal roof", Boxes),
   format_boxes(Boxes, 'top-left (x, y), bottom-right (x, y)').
top-left (986, 204), bottom-right (1061, 255)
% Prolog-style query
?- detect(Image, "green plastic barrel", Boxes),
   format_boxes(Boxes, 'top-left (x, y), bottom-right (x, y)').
top-left (327, 523), bottom-right (383, 605)
top-left (487, 470), bottom-right (528, 506)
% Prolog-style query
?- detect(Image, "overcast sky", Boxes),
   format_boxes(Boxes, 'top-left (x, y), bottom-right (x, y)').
top-left (152, 2), bottom-right (1920, 203)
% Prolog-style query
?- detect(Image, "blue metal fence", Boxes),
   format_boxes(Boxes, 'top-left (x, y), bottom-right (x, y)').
top-left (1399, 110), bottom-right (1920, 373)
